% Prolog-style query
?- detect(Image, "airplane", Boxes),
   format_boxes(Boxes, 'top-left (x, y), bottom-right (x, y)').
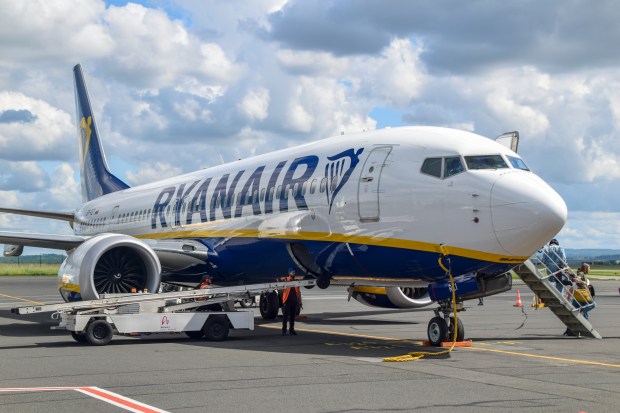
top-left (0, 64), bottom-right (567, 345)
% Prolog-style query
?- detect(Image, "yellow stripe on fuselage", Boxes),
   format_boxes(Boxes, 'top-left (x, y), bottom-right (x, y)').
top-left (136, 229), bottom-right (527, 264)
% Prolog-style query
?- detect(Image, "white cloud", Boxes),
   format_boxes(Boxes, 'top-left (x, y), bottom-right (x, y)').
top-left (238, 87), bottom-right (270, 121)
top-left (0, 92), bottom-right (73, 160)
top-left (126, 162), bottom-right (184, 186)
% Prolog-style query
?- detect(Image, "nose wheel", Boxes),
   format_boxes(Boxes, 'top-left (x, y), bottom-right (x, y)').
top-left (427, 317), bottom-right (448, 346)
top-left (426, 301), bottom-right (466, 346)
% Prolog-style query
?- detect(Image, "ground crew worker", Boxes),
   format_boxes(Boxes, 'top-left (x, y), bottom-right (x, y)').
top-left (196, 276), bottom-right (212, 301)
top-left (280, 268), bottom-right (302, 336)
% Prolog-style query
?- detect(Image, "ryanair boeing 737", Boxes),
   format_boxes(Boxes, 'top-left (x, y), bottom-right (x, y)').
top-left (0, 65), bottom-right (567, 344)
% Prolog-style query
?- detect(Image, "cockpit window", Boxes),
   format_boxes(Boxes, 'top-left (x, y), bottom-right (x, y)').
top-left (507, 155), bottom-right (530, 171)
top-left (464, 155), bottom-right (508, 170)
top-left (421, 157), bottom-right (442, 178)
top-left (444, 156), bottom-right (464, 178)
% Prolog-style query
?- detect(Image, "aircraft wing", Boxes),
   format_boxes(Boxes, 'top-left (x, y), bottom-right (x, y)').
top-left (0, 231), bottom-right (85, 251)
top-left (0, 207), bottom-right (74, 223)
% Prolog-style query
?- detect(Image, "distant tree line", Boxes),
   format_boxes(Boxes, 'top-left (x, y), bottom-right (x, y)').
top-left (0, 253), bottom-right (66, 265)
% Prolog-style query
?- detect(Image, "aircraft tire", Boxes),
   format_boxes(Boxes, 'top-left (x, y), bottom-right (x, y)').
top-left (449, 317), bottom-right (465, 342)
top-left (259, 292), bottom-right (279, 319)
top-left (427, 317), bottom-right (448, 347)
top-left (203, 315), bottom-right (230, 341)
top-left (85, 319), bottom-right (113, 346)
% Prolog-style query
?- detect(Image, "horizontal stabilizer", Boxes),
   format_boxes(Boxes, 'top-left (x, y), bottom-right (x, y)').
top-left (0, 207), bottom-right (74, 222)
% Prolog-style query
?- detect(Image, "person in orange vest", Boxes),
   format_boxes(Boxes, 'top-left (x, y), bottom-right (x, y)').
top-left (280, 268), bottom-right (302, 336)
top-left (196, 275), bottom-right (212, 301)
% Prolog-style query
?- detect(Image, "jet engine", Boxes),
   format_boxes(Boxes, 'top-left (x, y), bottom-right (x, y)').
top-left (58, 234), bottom-right (161, 301)
top-left (349, 286), bottom-right (432, 309)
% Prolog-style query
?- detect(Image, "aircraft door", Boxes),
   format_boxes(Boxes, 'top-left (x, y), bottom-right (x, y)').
top-left (357, 146), bottom-right (392, 222)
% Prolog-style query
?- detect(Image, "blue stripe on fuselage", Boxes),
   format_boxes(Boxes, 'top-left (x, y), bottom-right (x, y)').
top-left (160, 237), bottom-right (513, 285)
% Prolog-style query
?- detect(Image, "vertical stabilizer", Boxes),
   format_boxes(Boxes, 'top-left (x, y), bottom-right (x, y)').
top-left (73, 64), bottom-right (129, 202)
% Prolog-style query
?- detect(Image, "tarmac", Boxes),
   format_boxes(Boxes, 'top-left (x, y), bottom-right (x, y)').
top-left (1, 276), bottom-right (619, 413)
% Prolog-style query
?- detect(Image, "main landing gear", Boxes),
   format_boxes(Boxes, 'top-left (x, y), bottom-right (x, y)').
top-left (426, 300), bottom-right (465, 347)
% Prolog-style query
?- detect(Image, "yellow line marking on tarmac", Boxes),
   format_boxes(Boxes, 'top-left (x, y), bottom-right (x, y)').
top-left (0, 293), bottom-right (44, 305)
top-left (259, 324), bottom-right (421, 343)
top-left (465, 346), bottom-right (620, 368)
top-left (261, 324), bottom-right (620, 368)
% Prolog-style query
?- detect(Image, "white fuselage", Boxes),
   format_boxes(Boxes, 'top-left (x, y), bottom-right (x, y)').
top-left (72, 126), bottom-right (567, 284)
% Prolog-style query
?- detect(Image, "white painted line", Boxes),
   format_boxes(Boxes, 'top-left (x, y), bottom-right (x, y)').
top-left (0, 386), bottom-right (169, 413)
top-left (0, 387), bottom-right (80, 392)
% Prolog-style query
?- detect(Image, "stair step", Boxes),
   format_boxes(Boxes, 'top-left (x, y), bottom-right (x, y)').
top-left (514, 259), bottom-right (602, 339)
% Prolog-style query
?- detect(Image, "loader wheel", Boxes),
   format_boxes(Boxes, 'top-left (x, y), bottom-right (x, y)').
top-left (203, 315), bottom-right (230, 341)
top-left (85, 319), bottom-right (113, 346)
top-left (186, 330), bottom-right (204, 339)
top-left (71, 331), bottom-right (88, 344)
top-left (259, 291), bottom-right (279, 320)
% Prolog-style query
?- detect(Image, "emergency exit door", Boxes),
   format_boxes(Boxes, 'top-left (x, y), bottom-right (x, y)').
top-left (357, 146), bottom-right (392, 222)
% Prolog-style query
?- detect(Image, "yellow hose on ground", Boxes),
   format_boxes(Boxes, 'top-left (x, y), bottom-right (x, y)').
top-left (383, 254), bottom-right (459, 362)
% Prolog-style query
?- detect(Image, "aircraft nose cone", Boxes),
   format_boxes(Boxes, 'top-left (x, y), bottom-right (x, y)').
top-left (491, 171), bottom-right (567, 256)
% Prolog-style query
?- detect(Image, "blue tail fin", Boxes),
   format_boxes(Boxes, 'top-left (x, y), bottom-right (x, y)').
top-left (73, 64), bottom-right (129, 202)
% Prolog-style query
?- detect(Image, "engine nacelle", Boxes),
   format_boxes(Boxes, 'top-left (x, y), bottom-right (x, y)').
top-left (58, 233), bottom-right (161, 301)
top-left (3, 244), bottom-right (24, 257)
top-left (349, 286), bottom-right (432, 309)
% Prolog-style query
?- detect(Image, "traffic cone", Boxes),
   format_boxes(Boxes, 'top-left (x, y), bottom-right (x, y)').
top-left (514, 289), bottom-right (522, 307)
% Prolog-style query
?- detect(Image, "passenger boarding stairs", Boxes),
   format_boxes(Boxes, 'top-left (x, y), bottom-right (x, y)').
top-left (513, 253), bottom-right (601, 339)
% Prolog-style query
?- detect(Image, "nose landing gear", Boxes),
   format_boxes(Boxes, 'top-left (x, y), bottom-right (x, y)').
top-left (426, 300), bottom-right (466, 346)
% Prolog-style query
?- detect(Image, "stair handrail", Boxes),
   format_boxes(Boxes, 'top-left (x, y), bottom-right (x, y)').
top-left (530, 249), bottom-right (596, 317)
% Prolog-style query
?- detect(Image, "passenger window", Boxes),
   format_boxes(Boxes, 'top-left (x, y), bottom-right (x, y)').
top-left (319, 178), bottom-right (327, 193)
top-left (465, 155), bottom-right (509, 170)
top-left (444, 157), bottom-right (464, 178)
top-left (260, 188), bottom-right (265, 202)
top-left (302, 182), bottom-right (307, 195)
top-left (268, 187), bottom-right (274, 201)
top-left (310, 179), bottom-right (317, 194)
top-left (421, 158), bottom-right (442, 178)
top-left (276, 185), bottom-right (282, 199)
top-left (330, 176), bottom-right (338, 191)
top-left (507, 156), bottom-right (530, 171)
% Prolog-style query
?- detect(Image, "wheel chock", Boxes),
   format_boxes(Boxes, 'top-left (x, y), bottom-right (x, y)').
top-left (422, 340), bottom-right (473, 347)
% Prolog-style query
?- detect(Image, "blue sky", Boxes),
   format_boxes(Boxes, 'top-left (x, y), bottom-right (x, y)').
top-left (2, 0), bottom-right (620, 250)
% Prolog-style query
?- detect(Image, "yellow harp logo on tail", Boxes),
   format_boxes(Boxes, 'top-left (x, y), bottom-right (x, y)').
top-left (80, 116), bottom-right (92, 164)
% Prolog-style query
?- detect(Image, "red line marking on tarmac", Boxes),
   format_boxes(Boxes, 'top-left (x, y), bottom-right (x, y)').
top-left (0, 386), bottom-right (169, 412)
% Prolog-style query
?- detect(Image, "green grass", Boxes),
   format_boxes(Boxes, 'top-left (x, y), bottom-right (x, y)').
top-left (0, 263), bottom-right (59, 276)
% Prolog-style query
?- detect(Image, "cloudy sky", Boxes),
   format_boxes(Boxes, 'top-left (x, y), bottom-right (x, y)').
top-left (1, 0), bottom-right (619, 250)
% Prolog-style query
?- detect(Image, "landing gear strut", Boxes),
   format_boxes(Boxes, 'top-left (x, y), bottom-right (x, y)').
top-left (426, 299), bottom-right (465, 346)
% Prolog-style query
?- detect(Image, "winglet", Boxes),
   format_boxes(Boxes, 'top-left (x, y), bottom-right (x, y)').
top-left (73, 64), bottom-right (129, 202)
